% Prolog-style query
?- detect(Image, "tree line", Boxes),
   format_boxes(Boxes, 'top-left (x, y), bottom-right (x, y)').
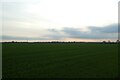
top-left (2, 40), bottom-right (120, 44)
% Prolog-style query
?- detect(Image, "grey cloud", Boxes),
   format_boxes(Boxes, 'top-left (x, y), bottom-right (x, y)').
top-left (2, 35), bottom-right (49, 40)
top-left (62, 24), bottom-right (118, 39)
top-left (2, 35), bottom-right (64, 41)
top-left (62, 27), bottom-right (82, 35)
top-left (89, 24), bottom-right (118, 33)
top-left (47, 23), bottom-right (118, 39)
top-left (46, 29), bottom-right (64, 40)
top-left (3, 23), bottom-right (118, 40)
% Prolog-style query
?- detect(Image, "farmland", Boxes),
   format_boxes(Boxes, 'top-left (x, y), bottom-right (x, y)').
top-left (2, 43), bottom-right (118, 78)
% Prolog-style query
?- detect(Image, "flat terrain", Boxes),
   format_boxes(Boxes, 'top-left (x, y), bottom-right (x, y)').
top-left (2, 43), bottom-right (118, 78)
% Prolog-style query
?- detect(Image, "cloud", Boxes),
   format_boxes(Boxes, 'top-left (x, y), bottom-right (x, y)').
top-left (2, 23), bottom-right (118, 41)
top-left (63, 24), bottom-right (118, 39)
top-left (47, 29), bottom-right (59, 33)
top-left (46, 29), bottom-right (65, 40)
top-left (62, 27), bottom-right (82, 35)
top-left (48, 23), bottom-right (118, 39)
top-left (89, 23), bottom-right (118, 33)
top-left (2, 35), bottom-right (49, 40)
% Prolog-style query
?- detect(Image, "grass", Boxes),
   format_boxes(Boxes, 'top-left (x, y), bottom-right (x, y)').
top-left (2, 43), bottom-right (118, 78)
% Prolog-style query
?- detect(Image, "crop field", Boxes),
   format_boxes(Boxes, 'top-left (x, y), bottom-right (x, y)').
top-left (2, 43), bottom-right (118, 78)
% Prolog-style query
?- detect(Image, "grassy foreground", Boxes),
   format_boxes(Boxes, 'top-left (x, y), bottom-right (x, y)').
top-left (2, 43), bottom-right (118, 78)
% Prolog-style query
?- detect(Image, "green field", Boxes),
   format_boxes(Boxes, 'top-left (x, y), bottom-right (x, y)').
top-left (2, 43), bottom-right (118, 78)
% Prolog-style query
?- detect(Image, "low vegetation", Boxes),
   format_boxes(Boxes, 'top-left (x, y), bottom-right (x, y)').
top-left (2, 43), bottom-right (118, 78)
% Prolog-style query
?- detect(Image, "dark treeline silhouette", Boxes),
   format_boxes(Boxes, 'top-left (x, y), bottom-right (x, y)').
top-left (2, 40), bottom-right (120, 44)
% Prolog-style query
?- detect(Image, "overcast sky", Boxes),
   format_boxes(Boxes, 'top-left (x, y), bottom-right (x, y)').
top-left (1, 0), bottom-right (119, 42)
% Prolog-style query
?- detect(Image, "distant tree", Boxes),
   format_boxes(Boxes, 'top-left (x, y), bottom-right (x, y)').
top-left (116, 40), bottom-right (120, 43)
top-left (103, 41), bottom-right (106, 43)
top-left (12, 41), bottom-right (14, 43)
